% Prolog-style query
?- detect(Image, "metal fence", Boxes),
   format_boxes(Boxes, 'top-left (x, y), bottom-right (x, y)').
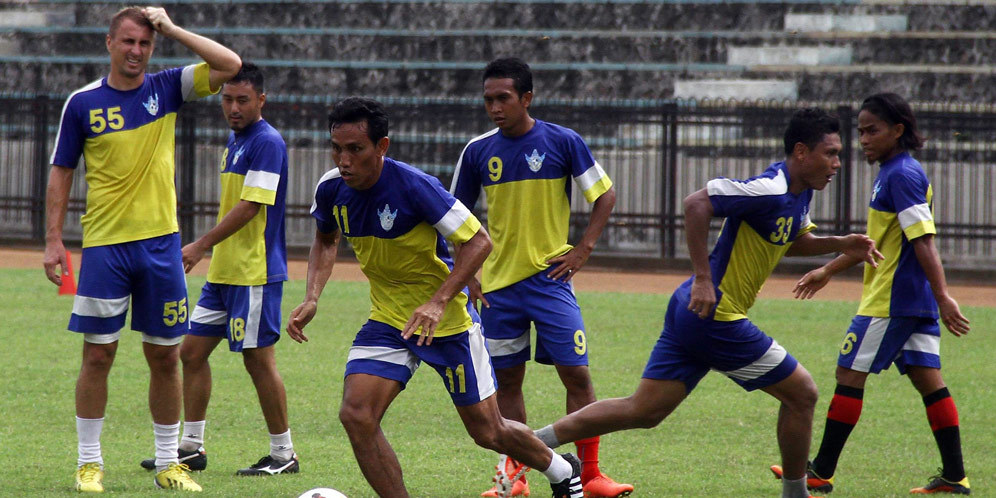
top-left (2, 93), bottom-right (994, 269)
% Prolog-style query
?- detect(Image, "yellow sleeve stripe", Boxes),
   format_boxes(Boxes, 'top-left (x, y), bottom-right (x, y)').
top-left (181, 63), bottom-right (218, 101)
top-left (903, 219), bottom-right (936, 240)
top-left (446, 216), bottom-right (482, 245)
top-left (241, 186), bottom-right (276, 205)
top-left (575, 161), bottom-right (608, 191)
top-left (582, 175), bottom-right (613, 203)
top-left (433, 200), bottom-right (473, 237)
top-left (798, 221), bottom-right (817, 236)
top-left (898, 203), bottom-right (933, 230)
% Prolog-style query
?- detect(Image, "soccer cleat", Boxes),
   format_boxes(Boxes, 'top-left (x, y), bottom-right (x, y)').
top-left (154, 463), bottom-right (202, 491)
top-left (235, 453), bottom-right (300, 476)
top-left (582, 472), bottom-right (634, 498)
top-left (770, 462), bottom-right (834, 493)
top-left (140, 446), bottom-right (207, 471)
top-left (551, 453), bottom-right (583, 498)
top-left (74, 463), bottom-right (104, 493)
top-left (910, 471), bottom-right (971, 495)
top-left (483, 454), bottom-right (530, 497)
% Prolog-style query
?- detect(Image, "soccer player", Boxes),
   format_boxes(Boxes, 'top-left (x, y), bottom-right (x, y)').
top-left (43, 6), bottom-right (240, 493)
top-left (532, 108), bottom-right (884, 498)
top-left (287, 97), bottom-right (584, 498)
top-left (449, 57), bottom-right (632, 498)
top-left (136, 62), bottom-right (298, 476)
top-left (771, 93), bottom-right (972, 495)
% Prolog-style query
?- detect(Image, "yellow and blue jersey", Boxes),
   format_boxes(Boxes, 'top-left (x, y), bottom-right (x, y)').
top-left (311, 157), bottom-right (482, 337)
top-left (857, 152), bottom-right (938, 318)
top-left (206, 118), bottom-right (288, 286)
top-left (50, 63), bottom-right (218, 248)
top-left (450, 120), bottom-right (613, 293)
top-left (686, 162), bottom-right (817, 321)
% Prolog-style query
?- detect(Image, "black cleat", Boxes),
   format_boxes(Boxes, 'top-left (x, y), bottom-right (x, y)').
top-left (550, 453), bottom-right (583, 498)
top-left (235, 453), bottom-right (300, 476)
top-left (140, 446), bottom-right (207, 471)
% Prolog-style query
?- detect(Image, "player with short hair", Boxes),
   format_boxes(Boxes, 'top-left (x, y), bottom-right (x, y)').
top-left (43, 5), bottom-right (240, 493)
top-left (533, 108), bottom-right (883, 498)
top-left (450, 57), bottom-right (632, 498)
top-left (771, 93), bottom-right (972, 495)
top-left (287, 97), bottom-right (584, 498)
top-left (136, 61), bottom-right (299, 476)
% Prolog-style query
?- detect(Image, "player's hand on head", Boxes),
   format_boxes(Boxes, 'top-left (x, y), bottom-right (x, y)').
top-left (793, 267), bottom-right (830, 299)
top-left (43, 240), bottom-right (67, 286)
top-left (688, 276), bottom-right (716, 319)
top-left (142, 7), bottom-right (177, 36)
top-left (286, 301), bottom-right (317, 343)
top-left (938, 295), bottom-right (970, 337)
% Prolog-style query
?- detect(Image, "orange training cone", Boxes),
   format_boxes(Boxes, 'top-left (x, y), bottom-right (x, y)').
top-left (58, 249), bottom-right (77, 295)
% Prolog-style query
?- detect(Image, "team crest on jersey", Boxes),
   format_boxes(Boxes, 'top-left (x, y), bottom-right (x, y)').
top-left (377, 204), bottom-right (398, 231)
top-left (525, 149), bottom-right (546, 172)
top-left (871, 181), bottom-right (882, 202)
top-left (142, 93), bottom-right (159, 116)
top-left (232, 146), bottom-right (246, 165)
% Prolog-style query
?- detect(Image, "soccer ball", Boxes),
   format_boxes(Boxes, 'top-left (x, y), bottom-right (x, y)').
top-left (297, 488), bottom-right (347, 498)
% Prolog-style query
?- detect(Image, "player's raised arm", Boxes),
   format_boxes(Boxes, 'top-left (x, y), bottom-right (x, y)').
top-left (682, 188), bottom-right (716, 319)
top-left (286, 228), bottom-right (340, 343)
top-left (142, 6), bottom-right (240, 90)
top-left (402, 227), bottom-right (492, 346)
top-left (43, 165), bottom-right (74, 285)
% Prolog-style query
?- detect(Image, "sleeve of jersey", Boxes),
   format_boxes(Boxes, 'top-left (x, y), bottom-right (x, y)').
top-left (892, 172), bottom-right (936, 240)
top-left (568, 134), bottom-right (613, 203)
top-left (798, 209), bottom-right (817, 236)
top-left (180, 63), bottom-right (219, 101)
top-left (449, 144), bottom-right (482, 210)
top-left (49, 96), bottom-right (83, 168)
top-left (240, 139), bottom-right (285, 206)
top-left (706, 177), bottom-right (775, 217)
top-left (310, 178), bottom-right (339, 234)
top-left (420, 177), bottom-right (481, 244)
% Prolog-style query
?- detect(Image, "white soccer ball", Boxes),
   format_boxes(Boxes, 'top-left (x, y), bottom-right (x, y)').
top-left (297, 488), bottom-right (347, 498)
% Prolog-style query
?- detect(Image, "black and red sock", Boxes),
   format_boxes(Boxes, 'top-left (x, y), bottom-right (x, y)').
top-left (812, 384), bottom-right (864, 478)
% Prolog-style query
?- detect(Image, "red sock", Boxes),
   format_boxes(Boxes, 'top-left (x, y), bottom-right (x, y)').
top-left (575, 436), bottom-right (600, 483)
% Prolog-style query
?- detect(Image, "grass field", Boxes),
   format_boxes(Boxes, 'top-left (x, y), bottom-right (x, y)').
top-left (2, 267), bottom-right (994, 497)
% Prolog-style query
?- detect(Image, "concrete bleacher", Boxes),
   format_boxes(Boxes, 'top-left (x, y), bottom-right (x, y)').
top-left (1, 0), bottom-right (995, 101)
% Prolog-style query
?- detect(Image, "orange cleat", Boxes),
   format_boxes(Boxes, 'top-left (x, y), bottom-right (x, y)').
top-left (770, 463), bottom-right (834, 493)
top-left (582, 472), bottom-right (633, 498)
top-left (910, 472), bottom-right (970, 495)
top-left (482, 455), bottom-right (530, 498)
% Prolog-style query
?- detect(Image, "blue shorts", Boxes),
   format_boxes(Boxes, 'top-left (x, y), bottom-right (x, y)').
top-left (344, 319), bottom-right (497, 406)
top-left (837, 315), bottom-right (941, 374)
top-left (69, 233), bottom-right (187, 341)
top-left (188, 281), bottom-right (284, 352)
top-left (642, 294), bottom-right (798, 393)
top-left (481, 269), bottom-right (588, 369)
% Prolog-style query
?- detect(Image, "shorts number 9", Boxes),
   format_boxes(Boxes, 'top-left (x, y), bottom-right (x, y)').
top-left (573, 329), bottom-right (587, 355)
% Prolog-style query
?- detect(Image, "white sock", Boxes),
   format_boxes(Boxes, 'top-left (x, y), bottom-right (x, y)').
top-left (782, 476), bottom-right (809, 498)
top-left (180, 420), bottom-right (205, 451)
top-left (534, 425), bottom-right (561, 448)
top-left (76, 416), bottom-right (104, 468)
top-left (153, 422), bottom-right (180, 472)
top-left (540, 449), bottom-right (572, 483)
top-left (269, 429), bottom-right (294, 460)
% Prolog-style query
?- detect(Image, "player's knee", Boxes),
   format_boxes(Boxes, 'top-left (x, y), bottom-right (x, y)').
top-left (787, 376), bottom-right (819, 413)
top-left (338, 402), bottom-right (379, 435)
top-left (81, 346), bottom-right (116, 371)
top-left (468, 425), bottom-right (503, 452)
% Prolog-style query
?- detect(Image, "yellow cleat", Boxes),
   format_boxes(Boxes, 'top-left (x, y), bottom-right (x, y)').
top-left (155, 463), bottom-right (202, 492)
top-left (74, 463), bottom-right (104, 493)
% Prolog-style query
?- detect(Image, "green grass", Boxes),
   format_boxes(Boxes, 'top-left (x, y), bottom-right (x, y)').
top-left (2, 267), bottom-right (994, 497)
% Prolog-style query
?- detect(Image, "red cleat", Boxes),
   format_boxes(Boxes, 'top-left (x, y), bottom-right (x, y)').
top-left (482, 455), bottom-right (530, 497)
top-left (582, 472), bottom-right (633, 498)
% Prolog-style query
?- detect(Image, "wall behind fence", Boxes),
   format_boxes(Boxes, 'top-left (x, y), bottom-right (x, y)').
top-left (1, 94), bottom-right (993, 269)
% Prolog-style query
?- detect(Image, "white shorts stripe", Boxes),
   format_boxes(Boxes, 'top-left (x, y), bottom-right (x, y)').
top-left (190, 306), bottom-right (228, 326)
top-left (898, 203), bottom-right (933, 230)
top-left (347, 345), bottom-right (420, 373)
top-left (852, 317), bottom-right (890, 372)
top-left (84, 331), bottom-right (120, 344)
top-left (433, 201), bottom-right (473, 238)
top-left (73, 295), bottom-right (129, 318)
top-left (244, 285), bottom-right (264, 349)
top-left (244, 170), bottom-right (280, 191)
top-left (903, 332), bottom-right (940, 355)
top-left (485, 334), bottom-right (530, 357)
top-left (468, 323), bottom-right (497, 401)
top-left (723, 339), bottom-right (788, 381)
top-left (142, 333), bottom-right (183, 346)
top-left (707, 168), bottom-right (788, 197)
top-left (574, 161), bottom-right (608, 192)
